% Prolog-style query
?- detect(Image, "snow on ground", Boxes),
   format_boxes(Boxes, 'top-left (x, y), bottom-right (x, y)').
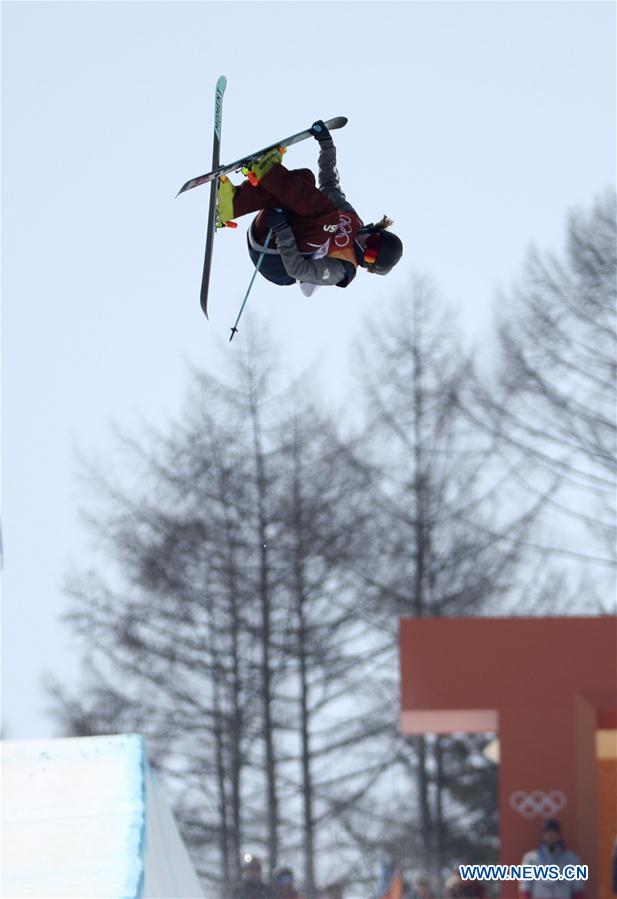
top-left (1, 733), bottom-right (204, 898)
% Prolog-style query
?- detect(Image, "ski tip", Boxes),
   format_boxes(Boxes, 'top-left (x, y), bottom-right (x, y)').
top-left (176, 180), bottom-right (192, 197)
top-left (325, 116), bottom-right (348, 130)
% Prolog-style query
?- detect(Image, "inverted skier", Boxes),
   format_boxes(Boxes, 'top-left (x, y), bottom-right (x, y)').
top-left (215, 121), bottom-right (403, 297)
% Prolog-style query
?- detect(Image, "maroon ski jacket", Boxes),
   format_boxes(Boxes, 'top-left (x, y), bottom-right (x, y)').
top-left (234, 139), bottom-right (364, 289)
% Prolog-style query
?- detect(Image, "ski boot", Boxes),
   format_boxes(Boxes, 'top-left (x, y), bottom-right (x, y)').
top-left (215, 176), bottom-right (238, 230)
top-left (242, 146), bottom-right (286, 187)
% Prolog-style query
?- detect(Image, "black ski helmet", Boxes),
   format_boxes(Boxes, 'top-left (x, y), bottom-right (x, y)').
top-left (360, 218), bottom-right (403, 275)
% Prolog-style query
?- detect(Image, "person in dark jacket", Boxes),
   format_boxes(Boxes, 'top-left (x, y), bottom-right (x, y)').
top-left (215, 121), bottom-right (403, 295)
top-left (444, 870), bottom-right (486, 898)
top-left (233, 854), bottom-right (276, 899)
top-left (272, 867), bottom-right (303, 899)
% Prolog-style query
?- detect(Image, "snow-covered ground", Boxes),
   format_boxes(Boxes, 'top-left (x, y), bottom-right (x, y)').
top-left (1, 733), bottom-right (204, 898)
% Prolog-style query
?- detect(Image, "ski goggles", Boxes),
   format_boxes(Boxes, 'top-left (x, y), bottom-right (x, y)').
top-left (363, 232), bottom-right (382, 266)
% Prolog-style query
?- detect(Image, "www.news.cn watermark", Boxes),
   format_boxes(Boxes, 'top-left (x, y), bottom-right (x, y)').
top-left (459, 864), bottom-right (588, 882)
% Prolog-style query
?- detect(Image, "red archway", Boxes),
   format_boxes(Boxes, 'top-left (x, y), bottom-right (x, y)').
top-left (399, 616), bottom-right (617, 898)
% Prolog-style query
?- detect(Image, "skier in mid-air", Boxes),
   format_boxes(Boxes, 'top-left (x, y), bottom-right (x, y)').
top-left (215, 120), bottom-right (403, 296)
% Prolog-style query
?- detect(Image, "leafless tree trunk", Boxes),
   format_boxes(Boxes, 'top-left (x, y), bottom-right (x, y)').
top-left (247, 364), bottom-right (280, 877)
top-left (273, 401), bottom-right (380, 897)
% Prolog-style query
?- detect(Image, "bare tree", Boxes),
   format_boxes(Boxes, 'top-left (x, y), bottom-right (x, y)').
top-left (340, 275), bottom-right (539, 886)
top-left (469, 190), bottom-right (616, 578)
top-left (50, 331), bottom-right (389, 896)
top-left (60, 395), bottom-right (260, 892)
top-left (271, 400), bottom-right (385, 897)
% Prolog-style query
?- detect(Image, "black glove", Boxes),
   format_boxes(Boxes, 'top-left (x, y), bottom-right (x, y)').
top-left (267, 207), bottom-right (288, 233)
top-left (310, 120), bottom-right (331, 142)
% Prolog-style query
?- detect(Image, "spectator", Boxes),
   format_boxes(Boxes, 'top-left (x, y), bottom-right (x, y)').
top-left (319, 881), bottom-right (343, 899)
top-left (273, 867), bottom-right (302, 899)
top-left (411, 875), bottom-right (434, 898)
top-left (519, 819), bottom-right (585, 899)
top-left (444, 870), bottom-right (486, 897)
top-left (233, 854), bottom-right (275, 899)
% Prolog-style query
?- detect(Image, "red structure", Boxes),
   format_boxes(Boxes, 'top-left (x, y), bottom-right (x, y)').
top-left (399, 616), bottom-right (617, 898)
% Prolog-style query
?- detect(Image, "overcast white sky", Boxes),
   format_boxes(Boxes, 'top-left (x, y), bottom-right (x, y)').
top-left (2, 1), bottom-right (615, 739)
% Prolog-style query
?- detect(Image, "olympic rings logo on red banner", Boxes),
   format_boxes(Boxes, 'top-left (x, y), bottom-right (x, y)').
top-left (335, 214), bottom-right (353, 248)
top-left (509, 790), bottom-right (567, 820)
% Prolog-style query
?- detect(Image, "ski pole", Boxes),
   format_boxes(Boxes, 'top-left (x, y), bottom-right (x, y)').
top-left (229, 226), bottom-right (274, 341)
